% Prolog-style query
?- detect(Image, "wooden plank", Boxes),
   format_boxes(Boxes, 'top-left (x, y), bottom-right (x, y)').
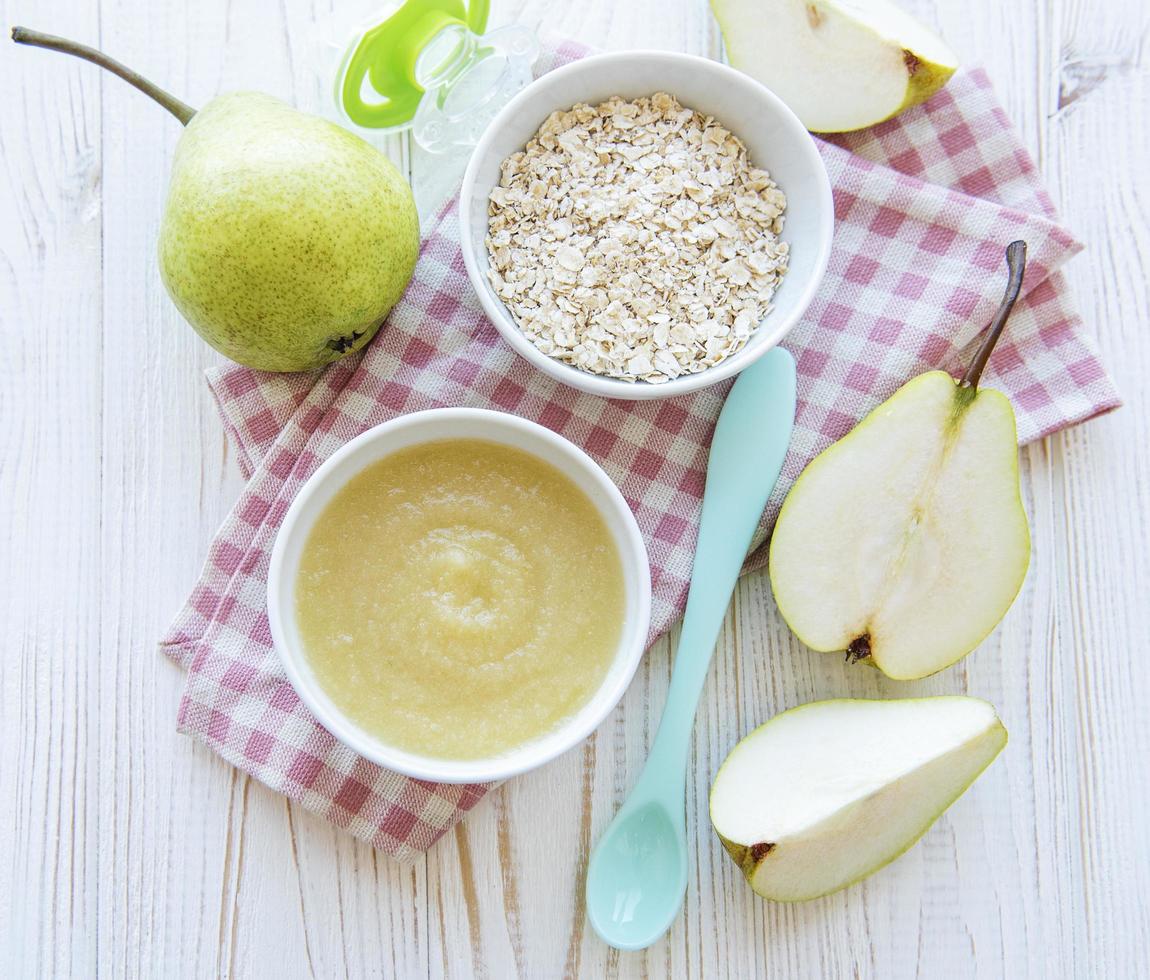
top-left (82, 3), bottom-right (274, 977)
top-left (1, 2), bottom-right (106, 975)
top-left (1044, 1), bottom-right (1150, 971)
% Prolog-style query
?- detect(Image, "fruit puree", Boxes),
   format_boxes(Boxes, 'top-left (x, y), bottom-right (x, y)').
top-left (295, 438), bottom-right (625, 760)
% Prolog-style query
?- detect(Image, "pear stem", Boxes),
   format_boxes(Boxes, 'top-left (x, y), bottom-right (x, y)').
top-left (960, 240), bottom-right (1027, 390)
top-left (11, 26), bottom-right (196, 125)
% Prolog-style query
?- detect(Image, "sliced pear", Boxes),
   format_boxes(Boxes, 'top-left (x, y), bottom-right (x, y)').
top-left (710, 697), bottom-right (1007, 901)
top-left (769, 242), bottom-right (1030, 680)
top-left (711, 0), bottom-right (959, 132)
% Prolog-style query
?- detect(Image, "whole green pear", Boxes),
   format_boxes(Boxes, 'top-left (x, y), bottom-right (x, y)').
top-left (158, 92), bottom-right (419, 371)
top-left (13, 28), bottom-right (419, 372)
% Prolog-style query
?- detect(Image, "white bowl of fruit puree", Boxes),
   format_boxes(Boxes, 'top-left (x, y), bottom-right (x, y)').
top-left (268, 408), bottom-right (652, 783)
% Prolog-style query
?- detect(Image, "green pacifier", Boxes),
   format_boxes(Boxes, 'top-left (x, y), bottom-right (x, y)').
top-left (335, 0), bottom-right (537, 153)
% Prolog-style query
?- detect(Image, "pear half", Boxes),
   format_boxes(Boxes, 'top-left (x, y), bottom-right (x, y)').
top-left (769, 242), bottom-right (1031, 680)
top-left (710, 697), bottom-right (1007, 902)
top-left (711, 0), bottom-right (959, 132)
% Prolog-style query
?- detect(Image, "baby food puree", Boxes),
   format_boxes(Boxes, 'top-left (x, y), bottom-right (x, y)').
top-left (295, 438), bottom-right (626, 760)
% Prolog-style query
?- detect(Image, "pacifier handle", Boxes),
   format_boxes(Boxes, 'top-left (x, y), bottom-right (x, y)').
top-left (340, 0), bottom-right (490, 129)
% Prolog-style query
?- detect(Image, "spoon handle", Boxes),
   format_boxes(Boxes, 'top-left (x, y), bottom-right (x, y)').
top-left (639, 348), bottom-right (797, 795)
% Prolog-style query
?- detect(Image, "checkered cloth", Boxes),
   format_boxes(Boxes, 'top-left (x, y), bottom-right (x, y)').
top-left (159, 40), bottom-right (1119, 861)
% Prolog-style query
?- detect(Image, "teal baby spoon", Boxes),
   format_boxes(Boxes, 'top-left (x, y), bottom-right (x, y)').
top-left (585, 346), bottom-right (797, 951)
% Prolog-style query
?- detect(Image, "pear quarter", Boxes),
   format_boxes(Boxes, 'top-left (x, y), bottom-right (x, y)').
top-left (709, 697), bottom-right (1007, 901)
top-left (711, 0), bottom-right (958, 132)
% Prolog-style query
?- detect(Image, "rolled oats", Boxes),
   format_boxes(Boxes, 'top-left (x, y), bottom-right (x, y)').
top-left (485, 93), bottom-right (788, 384)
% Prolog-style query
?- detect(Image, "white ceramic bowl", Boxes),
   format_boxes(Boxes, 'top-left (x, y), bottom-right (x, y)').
top-left (267, 408), bottom-right (652, 784)
top-left (460, 49), bottom-right (834, 400)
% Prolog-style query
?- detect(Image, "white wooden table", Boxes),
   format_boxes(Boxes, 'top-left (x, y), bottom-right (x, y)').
top-left (3, 0), bottom-right (1148, 976)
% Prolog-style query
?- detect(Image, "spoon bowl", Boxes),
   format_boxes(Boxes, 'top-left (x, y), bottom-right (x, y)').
top-left (585, 800), bottom-right (687, 951)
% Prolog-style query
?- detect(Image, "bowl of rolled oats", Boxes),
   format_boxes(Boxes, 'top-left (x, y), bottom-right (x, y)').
top-left (459, 50), bottom-right (834, 399)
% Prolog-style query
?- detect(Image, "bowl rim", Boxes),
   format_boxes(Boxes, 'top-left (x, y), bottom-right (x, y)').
top-left (267, 406), bottom-right (653, 784)
top-left (459, 48), bottom-right (834, 401)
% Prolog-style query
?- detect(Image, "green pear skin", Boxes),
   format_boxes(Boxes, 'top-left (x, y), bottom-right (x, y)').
top-left (159, 93), bottom-right (419, 372)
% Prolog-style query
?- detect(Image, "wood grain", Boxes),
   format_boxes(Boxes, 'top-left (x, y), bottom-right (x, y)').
top-left (1, 0), bottom-right (1147, 976)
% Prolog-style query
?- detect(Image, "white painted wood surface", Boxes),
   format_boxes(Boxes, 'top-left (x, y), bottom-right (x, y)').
top-left (2, 0), bottom-right (1148, 975)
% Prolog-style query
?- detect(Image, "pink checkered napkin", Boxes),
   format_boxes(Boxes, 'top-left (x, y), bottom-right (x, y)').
top-left (160, 40), bottom-right (1119, 861)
